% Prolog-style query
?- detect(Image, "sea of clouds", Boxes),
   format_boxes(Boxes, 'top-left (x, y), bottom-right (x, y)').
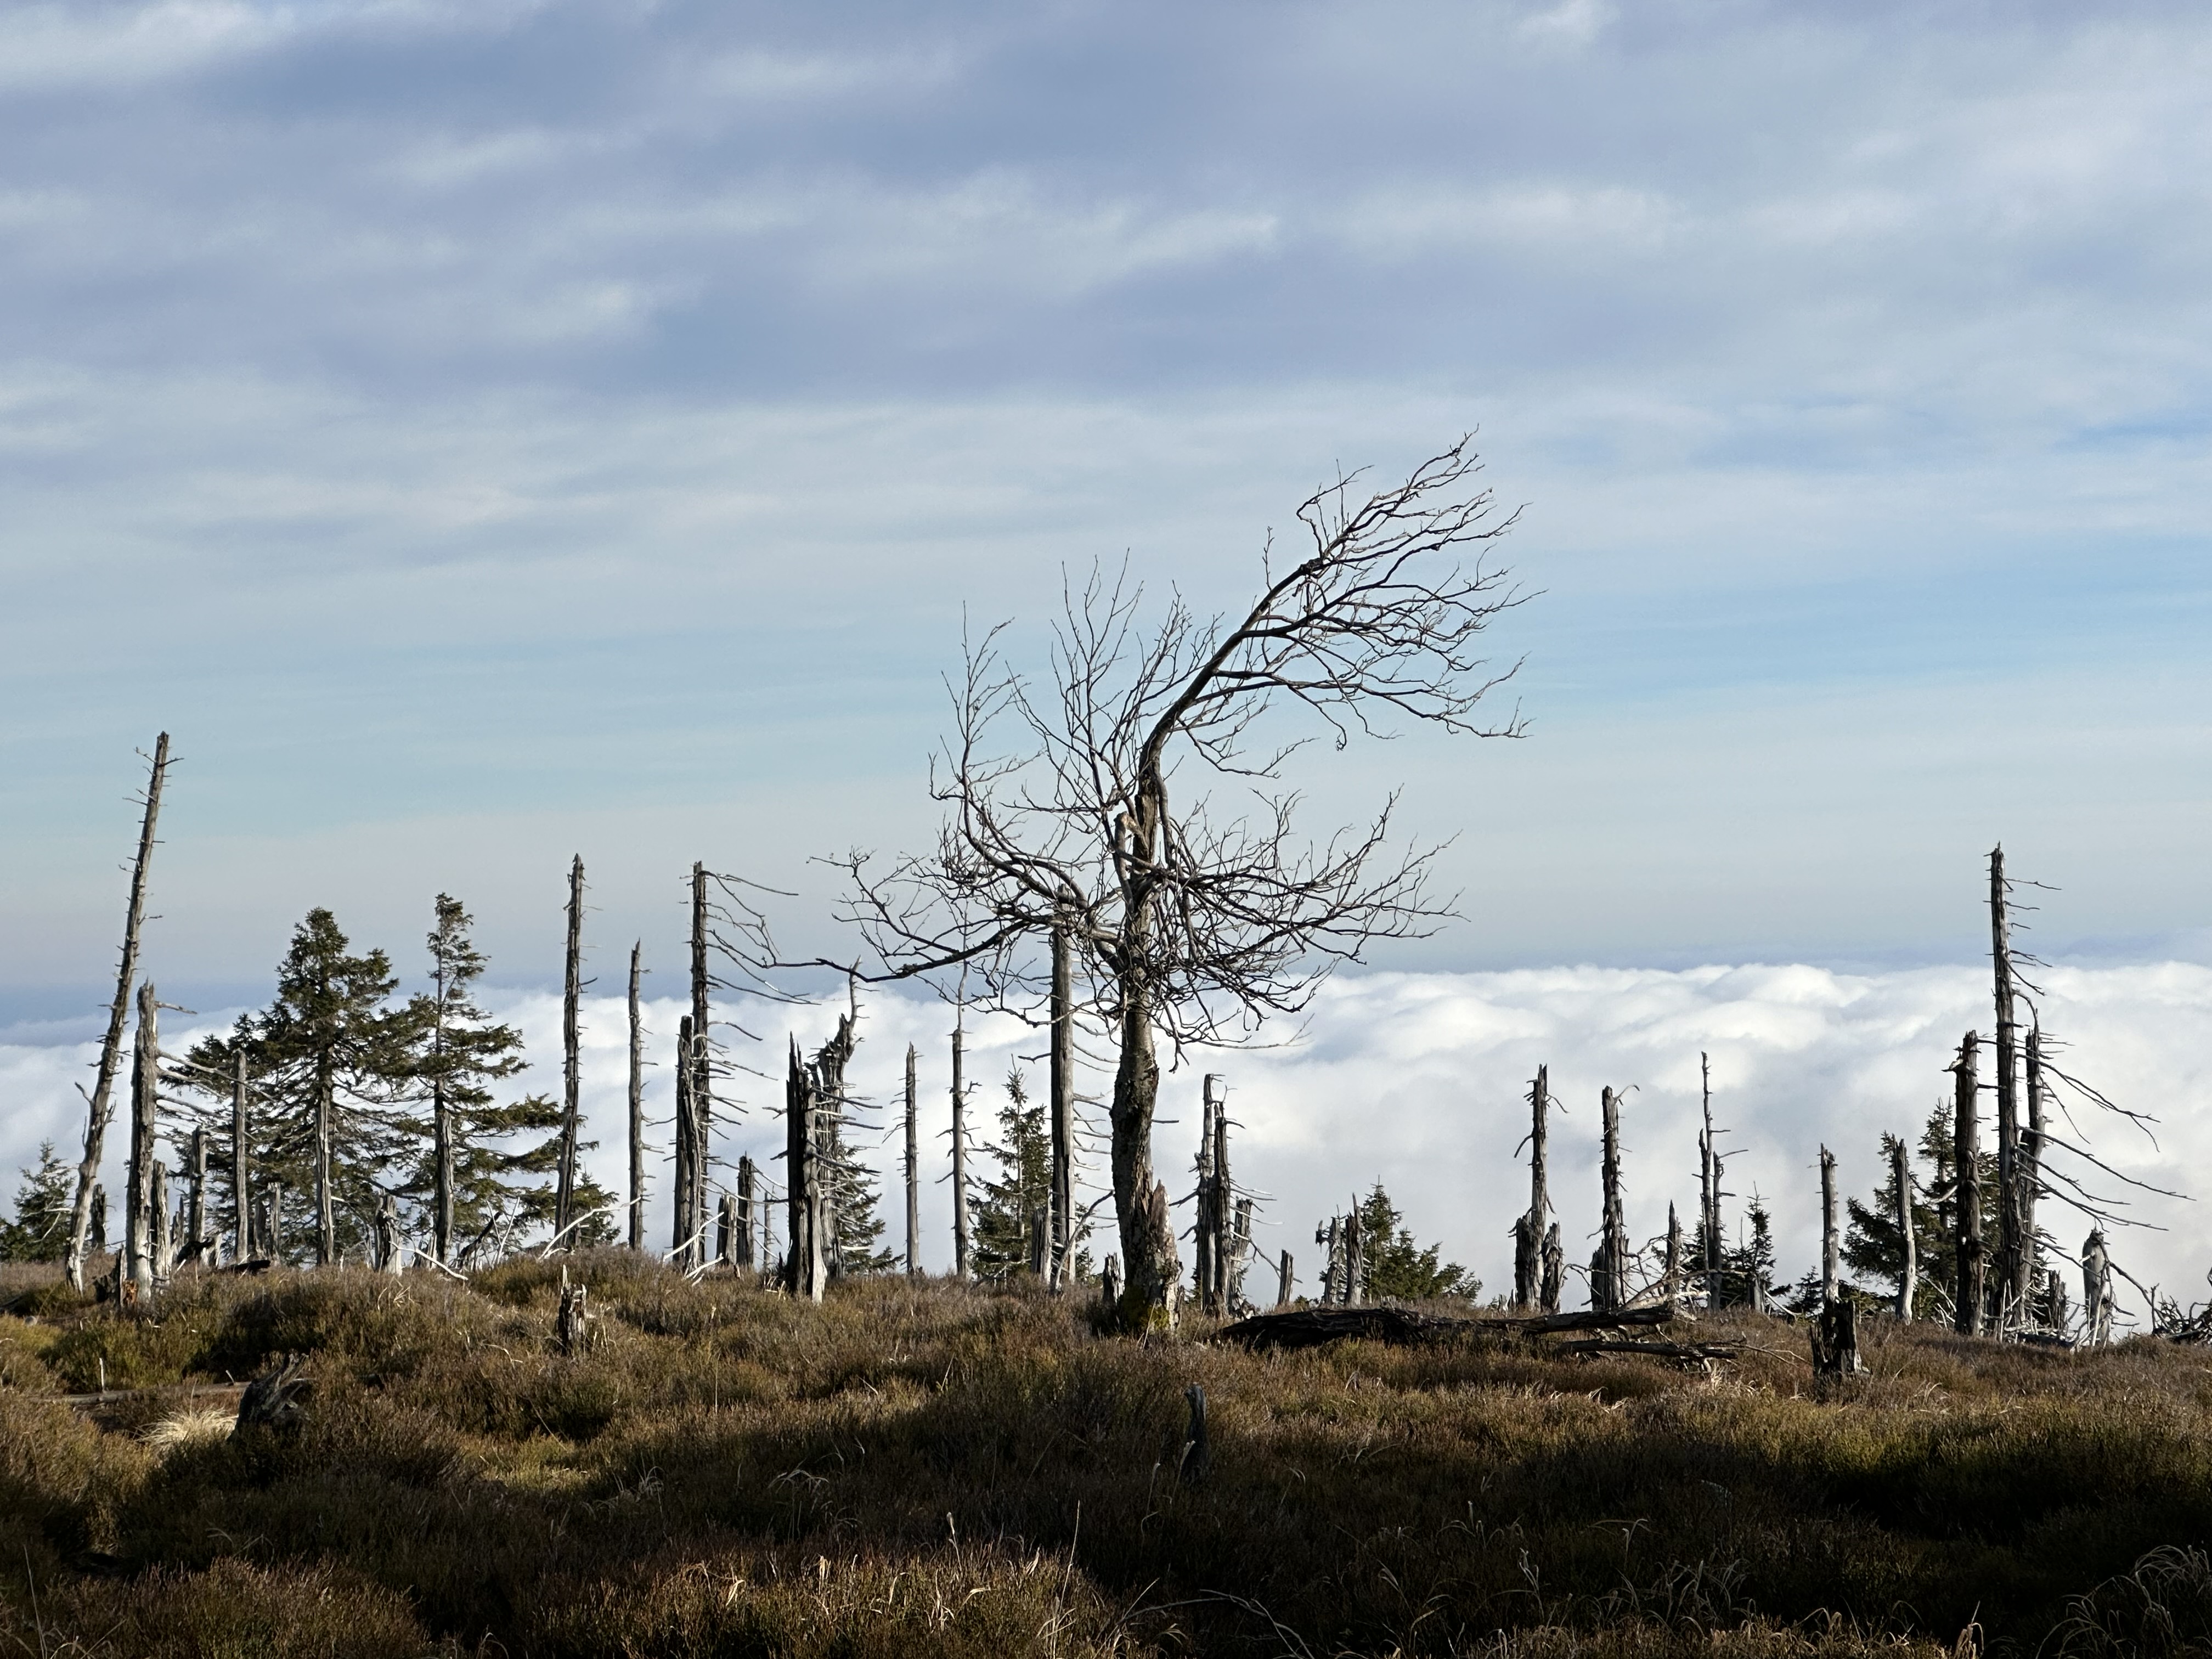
top-left (6, 960), bottom-right (2208, 1328)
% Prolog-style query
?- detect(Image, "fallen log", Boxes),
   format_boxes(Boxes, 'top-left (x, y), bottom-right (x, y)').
top-left (1554, 1339), bottom-right (1740, 1362)
top-left (1214, 1300), bottom-right (1679, 1351)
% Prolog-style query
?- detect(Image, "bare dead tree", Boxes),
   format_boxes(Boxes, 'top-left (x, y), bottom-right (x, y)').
top-left (125, 981), bottom-right (160, 1297)
top-left (672, 1015), bottom-right (697, 1264)
top-left (1699, 1052), bottom-right (1725, 1309)
top-left (812, 442), bottom-right (1525, 1318)
top-left (230, 1049), bottom-right (251, 1262)
top-left (556, 855), bottom-right (585, 1238)
top-left (628, 942), bottom-right (645, 1252)
top-left (950, 1008), bottom-right (972, 1280)
top-left (1953, 1031), bottom-right (1985, 1336)
top-left (1513, 1066), bottom-right (1550, 1309)
top-left (65, 733), bottom-right (171, 1290)
top-left (905, 1042), bottom-right (922, 1277)
top-left (1596, 1086), bottom-right (1628, 1313)
top-left (1820, 1146), bottom-right (1839, 1307)
top-left (1049, 919), bottom-right (1074, 1290)
top-left (1893, 1136), bottom-right (1916, 1320)
top-left (1989, 845), bottom-right (2024, 1329)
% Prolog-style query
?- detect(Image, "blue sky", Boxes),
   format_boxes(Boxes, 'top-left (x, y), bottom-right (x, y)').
top-left (4, 0), bottom-right (2211, 1024)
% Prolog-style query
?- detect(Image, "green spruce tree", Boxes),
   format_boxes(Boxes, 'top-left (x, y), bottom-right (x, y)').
top-left (1, 1141), bottom-right (74, 1262)
top-left (188, 909), bottom-right (410, 1265)
top-left (1843, 1104), bottom-right (1998, 1323)
top-left (398, 895), bottom-right (587, 1260)
top-left (1720, 1198), bottom-right (1781, 1307)
top-left (1355, 1183), bottom-right (1478, 1301)
top-left (973, 1066), bottom-right (1050, 1279)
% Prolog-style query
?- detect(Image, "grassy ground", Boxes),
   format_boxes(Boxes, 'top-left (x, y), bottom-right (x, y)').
top-left (3, 1254), bottom-right (2210, 1657)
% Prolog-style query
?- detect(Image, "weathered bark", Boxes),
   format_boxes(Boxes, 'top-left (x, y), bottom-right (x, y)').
top-left (1049, 921), bottom-right (1074, 1291)
top-left (1893, 1136), bottom-right (1916, 1320)
top-left (904, 1043), bottom-right (921, 1278)
top-left (1180, 1385), bottom-right (1209, 1485)
top-left (266, 1180), bottom-right (285, 1263)
top-left (717, 1192), bottom-right (736, 1267)
top-left (690, 862), bottom-right (711, 1257)
top-left (627, 942), bottom-right (644, 1252)
top-left (1700, 1052), bottom-right (1723, 1308)
top-left (672, 1016), bottom-right (696, 1263)
top-left (1276, 1248), bottom-right (1294, 1309)
top-left (556, 855), bottom-right (584, 1237)
top-left (66, 733), bottom-right (169, 1291)
top-left (1029, 1205), bottom-right (1049, 1276)
top-left (1343, 1204), bottom-right (1365, 1307)
top-left (785, 1036), bottom-right (826, 1301)
top-left (1219, 1300), bottom-right (1681, 1352)
top-left (2082, 1228), bottom-right (2112, 1346)
top-left (1230, 1195), bottom-right (1253, 1312)
top-left (2021, 1021), bottom-right (2046, 1319)
top-left (555, 1268), bottom-right (592, 1355)
top-left (1102, 1253), bottom-right (1122, 1308)
top-left (1664, 1202), bottom-right (1683, 1304)
top-left (125, 983), bottom-right (159, 1299)
top-left (1954, 1030), bottom-right (1985, 1336)
top-left (91, 1183), bottom-right (107, 1252)
top-left (1820, 1146), bottom-right (1839, 1307)
top-left (1990, 847), bottom-right (2023, 1330)
top-left (1108, 975), bottom-right (1175, 1317)
top-left (376, 1192), bottom-right (402, 1274)
top-left (150, 1161), bottom-right (172, 1284)
top-left (314, 1035), bottom-right (336, 1268)
top-left (1318, 1216), bottom-right (1341, 1304)
top-left (811, 1011), bottom-right (855, 1280)
top-left (230, 1049), bottom-right (250, 1262)
top-left (1194, 1079), bottom-right (1218, 1314)
top-left (187, 1129), bottom-right (207, 1266)
top-left (1598, 1086), bottom-right (1628, 1313)
top-left (1516, 1065), bottom-right (1549, 1308)
top-left (1540, 1221), bottom-right (1564, 1314)
top-left (735, 1154), bottom-right (755, 1271)
top-left (950, 1013), bottom-right (971, 1280)
top-left (1811, 1296), bottom-right (1860, 1378)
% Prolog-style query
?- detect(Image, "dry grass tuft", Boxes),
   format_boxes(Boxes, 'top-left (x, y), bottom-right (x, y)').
top-left (3, 1256), bottom-right (2210, 1656)
top-left (139, 1404), bottom-right (236, 1453)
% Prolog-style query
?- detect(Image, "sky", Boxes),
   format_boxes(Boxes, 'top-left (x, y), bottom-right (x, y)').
top-left (3, 2), bottom-right (2209, 1305)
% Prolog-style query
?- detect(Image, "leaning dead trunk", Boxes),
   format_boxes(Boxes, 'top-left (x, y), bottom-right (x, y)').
top-left (66, 733), bottom-right (169, 1291)
top-left (1953, 1031), bottom-right (1985, 1336)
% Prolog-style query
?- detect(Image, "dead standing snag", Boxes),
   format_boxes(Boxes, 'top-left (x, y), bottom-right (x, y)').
top-left (821, 442), bottom-right (1526, 1323)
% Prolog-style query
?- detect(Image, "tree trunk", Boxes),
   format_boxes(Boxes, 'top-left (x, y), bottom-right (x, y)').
top-left (2083, 1228), bottom-right (2111, 1345)
top-left (1953, 1030), bottom-right (1984, 1336)
top-left (1343, 1205), bottom-right (1364, 1307)
top-left (718, 1191), bottom-right (736, 1267)
top-left (672, 1015), bottom-right (696, 1262)
top-left (65, 732), bottom-right (168, 1291)
top-left (151, 1160), bottom-right (172, 1285)
top-left (1599, 1086), bottom-right (1627, 1314)
top-left (2023, 1022), bottom-right (2045, 1316)
top-left (1990, 846), bottom-right (2022, 1330)
top-left (1820, 1146), bottom-right (1839, 1307)
top-left (785, 1036), bottom-right (825, 1301)
top-left (1108, 978), bottom-right (1175, 1318)
top-left (735, 1154), bottom-right (755, 1271)
top-left (950, 1013), bottom-right (972, 1281)
top-left (230, 1049), bottom-right (250, 1262)
top-left (267, 1180), bottom-right (284, 1263)
top-left (1194, 1080), bottom-right (1217, 1314)
top-left (1211, 1084), bottom-right (1232, 1313)
top-left (187, 1128), bottom-right (207, 1265)
top-left (690, 862), bottom-right (711, 1259)
top-left (556, 854), bottom-right (584, 1237)
top-left (314, 1045), bottom-right (336, 1268)
top-left (1517, 1065), bottom-right (1549, 1308)
top-left (1664, 1202), bottom-right (1682, 1304)
top-left (1050, 921), bottom-right (1074, 1291)
top-left (1231, 1195), bottom-right (1253, 1312)
top-left (904, 1043), bottom-right (921, 1278)
top-left (1540, 1222), bottom-right (1564, 1314)
top-left (1893, 1136), bottom-right (1915, 1320)
top-left (1700, 1052), bottom-right (1722, 1308)
top-left (125, 983), bottom-right (158, 1299)
top-left (628, 942), bottom-right (644, 1252)
top-left (1276, 1248), bottom-right (1294, 1309)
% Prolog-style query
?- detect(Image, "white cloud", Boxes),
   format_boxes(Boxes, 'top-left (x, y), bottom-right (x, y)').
top-left (8, 962), bottom-right (2207, 1331)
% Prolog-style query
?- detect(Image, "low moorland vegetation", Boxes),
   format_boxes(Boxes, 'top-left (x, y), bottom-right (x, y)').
top-left (4, 1254), bottom-right (2211, 1657)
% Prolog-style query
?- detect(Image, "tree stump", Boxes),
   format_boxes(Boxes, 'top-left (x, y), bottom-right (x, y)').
top-left (1179, 1384), bottom-right (1209, 1485)
top-left (236, 1355), bottom-right (312, 1432)
top-left (1811, 1297), bottom-right (1861, 1378)
top-left (556, 1268), bottom-right (594, 1356)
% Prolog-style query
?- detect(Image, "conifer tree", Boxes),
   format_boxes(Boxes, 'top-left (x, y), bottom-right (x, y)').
top-left (189, 909), bottom-right (409, 1265)
top-left (974, 1067), bottom-right (1051, 1279)
top-left (399, 895), bottom-right (582, 1260)
top-left (2, 1141), bottom-right (73, 1261)
top-left (1720, 1198), bottom-right (1782, 1307)
top-left (1842, 1105), bottom-right (1999, 1324)
top-left (1353, 1183), bottom-right (1477, 1301)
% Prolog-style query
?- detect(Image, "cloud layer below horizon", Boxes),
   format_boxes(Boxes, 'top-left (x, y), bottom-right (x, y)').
top-left (8, 958), bottom-right (2207, 1330)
